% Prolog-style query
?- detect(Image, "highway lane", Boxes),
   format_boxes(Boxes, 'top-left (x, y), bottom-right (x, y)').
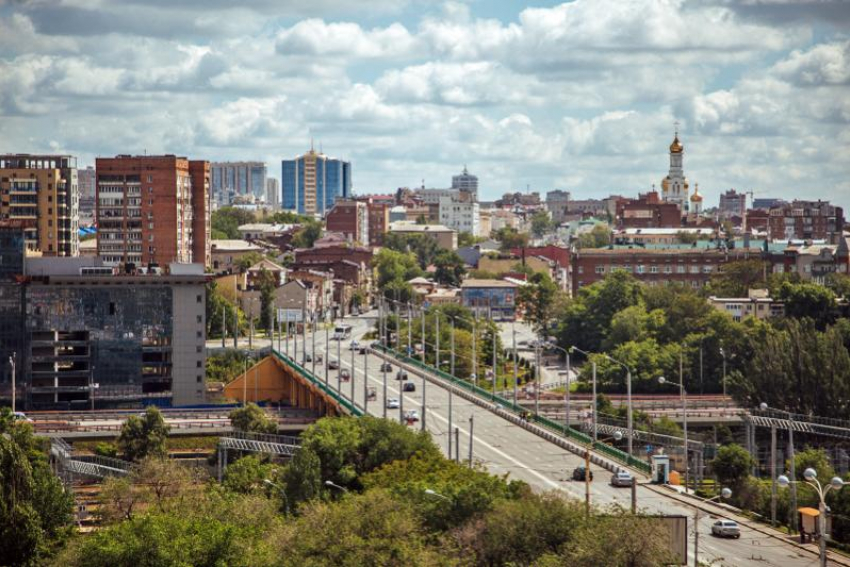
top-left (287, 316), bottom-right (826, 567)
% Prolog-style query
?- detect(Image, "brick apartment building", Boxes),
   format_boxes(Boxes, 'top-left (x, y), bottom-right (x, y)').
top-left (365, 200), bottom-right (389, 246)
top-left (615, 191), bottom-right (681, 229)
top-left (571, 247), bottom-right (762, 294)
top-left (767, 200), bottom-right (844, 243)
top-left (96, 155), bottom-right (210, 268)
top-left (325, 199), bottom-right (368, 244)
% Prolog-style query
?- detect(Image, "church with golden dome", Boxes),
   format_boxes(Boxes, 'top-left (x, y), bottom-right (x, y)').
top-left (661, 128), bottom-right (690, 212)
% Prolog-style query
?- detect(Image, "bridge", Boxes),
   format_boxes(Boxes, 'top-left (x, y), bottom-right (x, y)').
top-left (50, 438), bottom-right (132, 482)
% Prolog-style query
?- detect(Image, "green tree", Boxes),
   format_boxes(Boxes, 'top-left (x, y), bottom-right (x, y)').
top-left (776, 281), bottom-right (837, 329)
top-left (792, 447), bottom-right (835, 482)
top-left (292, 219), bottom-right (323, 248)
top-left (494, 227), bottom-right (529, 251)
top-left (576, 224), bottom-right (611, 248)
top-left (457, 231), bottom-right (483, 247)
top-left (236, 251), bottom-right (264, 272)
top-left (433, 249), bottom-right (466, 287)
top-left (116, 407), bottom-right (170, 462)
top-left (256, 268), bottom-right (277, 333)
top-left (281, 447), bottom-right (322, 507)
top-left (229, 403), bottom-right (278, 434)
top-left (206, 350), bottom-right (252, 384)
top-left (706, 259), bottom-right (767, 297)
top-left (710, 444), bottom-right (754, 489)
top-left (825, 272), bottom-right (850, 299)
top-left (384, 233), bottom-right (440, 270)
top-left (676, 230), bottom-right (699, 244)
top-left (530, 210), bottom-right (554, 238)
top-left (206, 281), bottom-right (246, 339)
top-left (211, 207), bottom-right (256, 239)
top-left (519, 271), bottom-right (559, 338)
top-left (223, 455), bottom-right (281, 495)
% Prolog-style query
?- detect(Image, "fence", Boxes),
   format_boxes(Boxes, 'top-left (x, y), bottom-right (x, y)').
top-left (272, 349), bottom-right (363, 417)
top-left (375, 345), bottom-right (651, 474)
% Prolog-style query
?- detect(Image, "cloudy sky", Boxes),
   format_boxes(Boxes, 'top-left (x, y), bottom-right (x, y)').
top-left (1, 0), bottom-right (849, 207)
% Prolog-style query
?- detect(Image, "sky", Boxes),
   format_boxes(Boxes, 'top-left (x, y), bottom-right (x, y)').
top-left (1, 0), bottom-right (849, 207)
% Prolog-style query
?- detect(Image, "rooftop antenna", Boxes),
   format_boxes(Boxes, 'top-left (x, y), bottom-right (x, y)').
top-left (674, 119), bottom-right (680, 137)
top-left (310, 137), bottom-right (314, 152)
top-left (319, 141), bottom-right (323, 154)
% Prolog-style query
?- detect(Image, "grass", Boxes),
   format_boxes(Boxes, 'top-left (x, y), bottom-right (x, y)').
top-left (73, 435), bottom-right (221, 454)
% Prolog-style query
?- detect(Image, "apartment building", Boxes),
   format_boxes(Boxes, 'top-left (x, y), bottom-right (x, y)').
top-left (0, 154), bottom-right (80, 256)
top-left (96, 155), bottom-right (211, 268)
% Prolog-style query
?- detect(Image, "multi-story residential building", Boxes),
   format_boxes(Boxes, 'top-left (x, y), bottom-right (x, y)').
top-left (389, 221), bottom-right (457, 250)
top-left (438, 195), bottom-right (480, 236)
top-left (718, 189), bottom-right (747, 220)
top-left (265, 178), bottom-right (280, 209)
top-left (0, 154), bottom-right (80, 257)
top-left (210, 239), bottom-right (264, 274)
top-left (752, 198), bottom-right (784, 210)
top-left (361, 198), bottom-right (389, 247)
top-left (77, 165), bottom-right (97, 221)
top-left (708, 289), bottom-right (784, 322)
top-left (767, 239), bottom-right (850, 284)
top-left (451, 166), bottom-right (479, 201)
top-left (767, 200), bottom-right (844, 243)
top-left (96, 155), bottom-right (210, 269)
top-left (281, 147), bottom-right (351, 216)
top-left (615, 191), bottom-right (681, 229)
top-left (210, 162), bottom-right (267, 206)
top-left (571, 246), bottom-right (762, 294)
top-left (460, 279), bottom-right (518, 320)
top-left (325, 199), bottom-right (369, 244)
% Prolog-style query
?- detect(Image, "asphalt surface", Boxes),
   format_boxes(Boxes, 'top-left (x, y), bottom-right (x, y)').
top-left (281, 314), bottom-right (834, 567)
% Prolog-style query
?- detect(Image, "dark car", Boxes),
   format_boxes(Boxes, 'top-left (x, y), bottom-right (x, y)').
top-left (358, 346), bottom-right (368, 355)
top-left (328, 360), bottom-right (340, 370)
top-left (402, 382), bottom-right (416, 392)
top-left (303, 354), bottom-right (312, 363)
top-left (572, 466), bottom-right (593, 481)
top-left (396, 370), bottom-right (408, 381)
top-left (380, 362), bottom-right (393, 372)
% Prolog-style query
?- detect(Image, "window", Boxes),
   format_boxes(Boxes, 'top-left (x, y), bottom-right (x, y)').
top-left (677, 266), bottom-right (685, 274)
top-left (196, 360), bottom-right (202, 368)
top-left (197, 375), bottom-right (202, 383)
top-left (595, 266), bottom-right (605, 274)
top-left (196, 315), bottom-right (202, 324)
top-left (650, 265), bottom-right (659, 274)
top-left (702, 265), bottom-right (713, 274)
top-left (664, 265), bottom-right (672, 274)
top-left (689, 265), bottom-right (699, 274)
top-left (636, 265), bottom-right (645, 274)
top-left (196, 294), bottom-right (203, 303)
top-left (196, 345), bottom-right (203, 353)
top-left (196, 331), bottom-right (203, 338)
top-left (109, 302), bottom-right (116, 315)
top-left (147, 175), bottom-right (152, 182)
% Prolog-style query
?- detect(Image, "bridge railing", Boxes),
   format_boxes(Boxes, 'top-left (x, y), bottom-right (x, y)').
top-left (374, 345), bottom-right (651, 474)
top-left (272, 349), bottom-right (363, 417)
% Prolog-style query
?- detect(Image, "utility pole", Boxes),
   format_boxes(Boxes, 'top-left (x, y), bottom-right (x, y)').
top-left (468, 416), bottom-right (474, 468)
top-left (9, 353), bottom-right (15, 415)
top-left (789, 418), bottom-right (797, 532)
top-left (492, 326), bottom-right (497, 400)
top-left (512, 324), bottom-right (518, 408)
top-left (535, 344), bottom-right (540, 416)
top-left (565, 352), bottom-right (571, 431)
top-left (592, 362), bottom-right (598, 442)
top-left (771, 424), bottom-right (777, 526)
top-left (221, 303), bottom-right (226, 348)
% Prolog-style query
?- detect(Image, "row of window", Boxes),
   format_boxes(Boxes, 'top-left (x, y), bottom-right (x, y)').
top-left (583, 265), bottom-right (716, 275)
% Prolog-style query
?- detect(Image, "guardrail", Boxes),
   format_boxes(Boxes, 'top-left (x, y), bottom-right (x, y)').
top-left (272, 349), bottom-right (363, 417)
top-left (374, 345), bottom-right (650, 475)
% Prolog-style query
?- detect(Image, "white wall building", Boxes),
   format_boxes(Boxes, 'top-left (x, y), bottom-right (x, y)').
top-left (438, 196), bottom-right (480, 236)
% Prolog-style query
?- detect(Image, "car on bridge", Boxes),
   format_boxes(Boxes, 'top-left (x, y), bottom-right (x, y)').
top-left (402, 382), bottom-right (416, 392)
top-left (340, 369), bottom-right (351, 382)
top-left (711, 520), bottom-right (740, 539)
top-left (358, 346), bottom-right (368, 355)
top-left (386, 398), bottom-right (400, 409)
top-left (328, 360), bottom-right (340, 370)
top-left (380, 362), bottom-right (393, 372)
top-left (571, 466), bottom-right (593, 481)
top-left (403, 410), bottom-right (419, 422)
top-left (396, 370), bottom-right (408, 381)
top-left (610, 471), bottom-right (635, 487)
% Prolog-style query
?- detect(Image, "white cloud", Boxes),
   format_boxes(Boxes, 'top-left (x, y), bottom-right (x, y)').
top-left (276, 20), bottom-right (416, 58)
top-left (772, 40), bottom-right (850, 86)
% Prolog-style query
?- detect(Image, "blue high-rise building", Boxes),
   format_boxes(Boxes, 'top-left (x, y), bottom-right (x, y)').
top-left (281, 148), bottom-right (351, 215)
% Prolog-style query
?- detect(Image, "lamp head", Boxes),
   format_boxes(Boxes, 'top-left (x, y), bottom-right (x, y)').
top-left (658, 376), bottom-right (666, 385)
top-left (759, 402), bottom-right (768, 411)
top-left (568, 346), bottom-right (575, 354)
top-left (804, 468), bottom-right (817, 481)
top-left (324, 480), bottom-right (334, 487)
top-left (612, 430), bottom-right (624, 441)
top-left (831, 477), bottom-right (845, 490)
top-left (424, 489), bottom-right (437, 496)
top-left (720, 487), bottom-right (732, 499)
top-left (777, 475), bottom-right (790, 488)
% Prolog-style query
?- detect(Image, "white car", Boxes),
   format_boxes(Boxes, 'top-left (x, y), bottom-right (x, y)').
top-left (610, 471), bottom-right (635, 487)
top-left (349, 340), bottom-right (359, 350)
top-left (403, 410), bottom-right (420, 422)
top-left (711, 520), bottom-right (741, 539)
top-left (386, 398), bottom-right (400, 409)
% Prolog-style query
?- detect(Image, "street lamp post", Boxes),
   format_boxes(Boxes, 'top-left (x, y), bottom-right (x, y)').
top-left (584, 431), bottom-right (624, 517)
top-left (761, 402), bottom-right (797, 531)
top-left (423, 488), bottom-right (451, 502)
top-left (263, 479), bottom-right (290, 515)
top-left (570, 346), bottom-right (598, 443)
top-left (512, 323), bottom-right (518, 408)
top-left (324, 480), bottom-right (348, 494)
top-left (9, 353), bottom-right (16, 414)
top-left (600, 352), bottom-right (635, 457)
top-left (659, 361), bottom-right (689, 491)
top-left (547, 343), bottom-right (572, 432)
top-left (719, 347), bottom-right (727, 398)
top-left (778, 470), bottom-right (845, 567)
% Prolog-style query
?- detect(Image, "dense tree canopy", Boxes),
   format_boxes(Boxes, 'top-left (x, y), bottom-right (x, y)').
top-left (117, 407), bottom-right (170, 462)
top-left (211, 207), bottom-right (256, 239)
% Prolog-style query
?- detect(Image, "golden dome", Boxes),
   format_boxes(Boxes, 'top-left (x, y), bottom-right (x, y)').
top-left (690, 190), bottom-right (703, 202)
top-left (661, 177), bottom-right (670, 192)
top-left (669, 134), bottom-right (683, 154)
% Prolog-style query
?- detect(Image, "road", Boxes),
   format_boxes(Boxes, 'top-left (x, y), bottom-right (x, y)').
top-left (277, 314), bottom-right (832, 567)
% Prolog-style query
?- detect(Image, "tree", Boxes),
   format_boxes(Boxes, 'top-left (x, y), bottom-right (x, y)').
top-left (457, 231), bottom-right (483, 247)
top-left (206, 281), bottom-right (246, 339)
top-left (433, 250), bottom-right (466, 287)
top-left (776, 281), bottom-right (837, 329)
top-left (281, 447), bottom-right (322, 507)
top-left (292, 219), bottom-right (323, 248)
top-left (384, 233), bottom-right (440, 270)
top-left (256, 268), bottom-right (277, 333)
top-left (211, 207), bottom-right (256, 239)
top-left (206, 350), bottom-right (252, 384)
top-left (373, 248), bottom-right (420, 289)
top-left (676, 230), bottom-right (699, 244)
top-left (116, 407), bottom-right (170, 462)
top-left (223, 455), bottom-right (281, 495)
top-left (825, 272), bottom-right (850, 299)
top-left (518, 271), bottom-right (559, 338)
top-left (229, 403), bottom-right (278, 434)
top-left (792, 447), bottom-right (835, 482)
top-left (711, 444), bottom-right (754, 489)
top-left (576, 224), bottom-right (611, 249)
top-left (706, 259), bottom-right (767, 297)
top-left (236, 251), bottom-right (264, 272)
top-left (530, 210), bottom-right (554, 238)
top-left (494, 227), bottom-right (529, 251)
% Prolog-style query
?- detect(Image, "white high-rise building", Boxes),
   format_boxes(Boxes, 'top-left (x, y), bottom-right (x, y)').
top-left (438, 196), bottom-right (480, 237)
top-left (266, 178), bottom-right (280, 208)
top-left (452, 166), bottom-right (478, 202)
top-left (660, 130), bottom-right (689, 211)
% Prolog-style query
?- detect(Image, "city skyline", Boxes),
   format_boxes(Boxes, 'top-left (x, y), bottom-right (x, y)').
top-left (0, 1), bottom-right (848, 207)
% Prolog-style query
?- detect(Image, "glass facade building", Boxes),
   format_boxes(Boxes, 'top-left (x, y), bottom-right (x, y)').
top-left (210, 162), bottom-right (267, 205)
top-left (281, 149), bottom-right (351, 216)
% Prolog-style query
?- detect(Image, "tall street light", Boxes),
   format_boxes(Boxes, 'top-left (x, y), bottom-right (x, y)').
top-left (547, 343), bottom-right (572, 432)
top-left (778, 469), bottom-right (846, 567)
top-left (263, 479), bottom-right (290, 515)
top-left (583, 430), bottom-right (623, 517)
top-left (570, 346), bottom-right (598, 443)
top-left (694, 487), bottom-right (732, 567)
top-left (603, 353), bottom-right (635, 457)
top-left (659, 364), bottom-right (689, 491)
top-left (760, 402), bottom-right (797, 531)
